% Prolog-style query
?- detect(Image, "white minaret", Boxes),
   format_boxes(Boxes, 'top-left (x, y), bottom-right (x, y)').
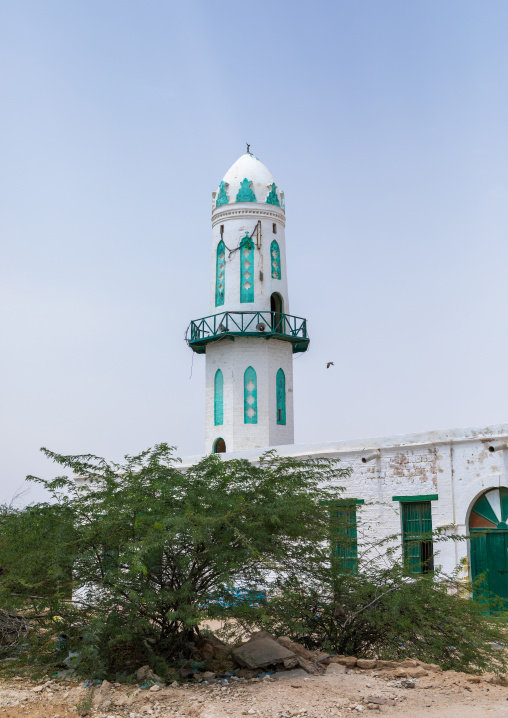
top-left (187, 150), bottom-right (309, 453)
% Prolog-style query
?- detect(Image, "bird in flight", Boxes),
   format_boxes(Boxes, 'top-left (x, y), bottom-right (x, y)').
top-left (326, 362), bottom-right (334, 369)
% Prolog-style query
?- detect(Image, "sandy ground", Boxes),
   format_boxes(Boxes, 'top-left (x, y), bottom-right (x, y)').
top-left (0, 665), bottom-right (506, 718)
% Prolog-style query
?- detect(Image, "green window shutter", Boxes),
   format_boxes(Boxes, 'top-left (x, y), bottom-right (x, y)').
top-left (214, 369), bottom-right (223, 426)
top-left (240, 233), bottom-right (254, 303)
top-left (329, 500), bottom-right (360, 573)
top-left (216, 240), bottom-right (226, 307)
top-left (244, 366), bottom-right (257, 424)
top-left (270, 240), bottom-right (281, 280)
top-left (401, 501), bottom-right (434, 575)
top-left (276, 368), bottom-right (286, 425)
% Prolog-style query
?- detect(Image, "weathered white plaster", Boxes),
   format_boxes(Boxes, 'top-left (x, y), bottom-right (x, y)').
top-left (180, 423), bottom-right (508, 577)
top-left (205, 336), bottom-right (294, 453)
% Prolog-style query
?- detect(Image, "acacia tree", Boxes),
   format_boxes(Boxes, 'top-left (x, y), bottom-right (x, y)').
top-left (0, 445), bottom-right (350, 677)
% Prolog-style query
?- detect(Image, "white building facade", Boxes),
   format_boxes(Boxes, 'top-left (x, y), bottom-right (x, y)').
top-left (185, 152), bottom-right (508, 602)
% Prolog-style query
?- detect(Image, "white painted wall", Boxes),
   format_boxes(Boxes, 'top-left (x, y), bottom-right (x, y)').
top-left (181, 423), bottom-right (508, 578)
top-left (205, 337), bottom-right (294, 453)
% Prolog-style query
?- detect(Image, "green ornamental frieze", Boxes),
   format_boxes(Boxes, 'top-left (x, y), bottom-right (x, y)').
top-left (236, 178), bottom-right (257, 203)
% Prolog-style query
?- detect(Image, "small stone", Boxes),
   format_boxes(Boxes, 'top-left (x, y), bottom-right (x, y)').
top-left (149, 684), bottom-right (160, 692)
top-left (202, 671), bottom-right (216, 680)
top-left (32, 686), bottom-right (44, 693)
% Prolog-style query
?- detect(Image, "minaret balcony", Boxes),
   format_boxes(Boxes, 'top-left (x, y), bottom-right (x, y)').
top-left (186, 311), bottom-right (309, 355)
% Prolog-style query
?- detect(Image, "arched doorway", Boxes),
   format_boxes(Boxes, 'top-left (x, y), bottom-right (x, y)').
top-left (469, 488), bottom-right (508, 604)
top-left (214, 438), bottom-right (226, 454)
top-left (270, 292), bottom-right (283, 333)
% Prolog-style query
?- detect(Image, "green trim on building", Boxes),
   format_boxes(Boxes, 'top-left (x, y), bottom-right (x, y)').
top-left (276, 368), bottom-right (286, 425)
top-left (240, 233), bottom-right (255, 303)
top-left (214, 368), bottom-right (223, 426)
top-left (266, 182), bottom-right (280, 206)
top-left (270, 240), bottom-right (281, 279)
top-left (392, 494), bottom-right (438, 503)
top-left (215, 181), bottom-right (229, 207)
top-left (236, 178), bottom-right (256, 203)
top-left (215, 240), bottom-right (226, 307)
top-left (244, 366), bottom-right (257, 424)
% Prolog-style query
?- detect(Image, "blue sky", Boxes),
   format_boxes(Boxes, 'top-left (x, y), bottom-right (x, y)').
top-left (1, 1), bottom-right (508, 504)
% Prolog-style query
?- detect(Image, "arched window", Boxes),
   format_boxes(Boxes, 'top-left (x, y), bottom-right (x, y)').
top-left (270, 240), bottom-right (281, 279)
top-left (214, 438), bottom-right (226, 453)
top-left (214, 369), bottom-right (223, 426)
top-left (216, 240), bottom-right (226, 307)
top-left (244, 366), bottom-right (257, 424)
top-left (240, 233), bottom-right (254, 303)
top-left (276, 368), bottom-right (286, 425)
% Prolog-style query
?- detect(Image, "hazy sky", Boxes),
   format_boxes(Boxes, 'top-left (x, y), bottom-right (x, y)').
top-left (2, 1), bottom-right (508, 505)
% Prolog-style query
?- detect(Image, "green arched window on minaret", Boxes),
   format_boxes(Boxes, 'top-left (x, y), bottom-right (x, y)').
top-left (240, 233), bottom-right (254, 303)
top-left (214, 369), bottom-right (224, 426)
top-left (276, 368), bottom-right (286, 425)
top-left (216, 240), bottom-right (226, 306)
top-left (270, 240), bottom-right (281, 280)
top-left (244, 366), bottom-right (257, 424)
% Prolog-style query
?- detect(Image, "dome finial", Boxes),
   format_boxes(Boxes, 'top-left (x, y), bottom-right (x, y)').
top-left (246, 142), bottom-right (250, 154)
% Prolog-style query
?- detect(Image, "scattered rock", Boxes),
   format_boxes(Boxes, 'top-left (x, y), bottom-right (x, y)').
top-left (335, 656), bottom-right (357, 668)
top-left (357, 659), bottom-right (377, 670)
top-left (364, 697), bottom-right (396, 706)
top-left (233, 633), bottom-right (296, 670)
top-left (283, 655), bottom-right (299, 669)
top-left (296, 655), bottom-right (318, 674)
top-left (375, 660), bottom-right (399, 670)
top-left (467, 676), bottom-right (481, 684)
top-left (149, 684), bottom-right (160, 692)
top-left (407, 668), bottom-right (429, 678)
top-left (136, 666), bottom-right (161, 683)
top-left (276, 637), bottom-right (317, 663)
top-left (201, 671), bottom-right (216, 680)
top-left (400, 679), bottom-right (416, 689)
top-left (393, 669), bottom-right (407, 678)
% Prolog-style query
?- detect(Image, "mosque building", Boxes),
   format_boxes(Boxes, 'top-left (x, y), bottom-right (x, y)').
top-left (184, 150), bottom-right (508, 603)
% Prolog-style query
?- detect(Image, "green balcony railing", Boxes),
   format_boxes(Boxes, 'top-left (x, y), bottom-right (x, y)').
top-left (186, 311), bottom-right (309, 354)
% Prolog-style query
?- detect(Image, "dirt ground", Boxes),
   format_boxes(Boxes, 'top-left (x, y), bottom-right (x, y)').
top-left (0, 664), bottom-right (507, 718)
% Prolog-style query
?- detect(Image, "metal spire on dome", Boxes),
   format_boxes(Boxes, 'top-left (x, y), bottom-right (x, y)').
top-left (246, 143), bottom-right (251, 154)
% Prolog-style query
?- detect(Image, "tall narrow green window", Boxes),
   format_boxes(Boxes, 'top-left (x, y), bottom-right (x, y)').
top-left (214, 369), bottom-right (223, 426)
top-left (240, 233), bottom-right (254, 303)
top-left (216, 240), bottom-right (226, 307)
top-left (244, 366), bottom-right (257, 424)
top-left (270, 240), bottom-right (281, 279)
top-left (276, 368), bottom-right (286, 425)
top-left (329, 500), bottom-right (361, 573)
top-left (401, 501), bottom-right (434, 574)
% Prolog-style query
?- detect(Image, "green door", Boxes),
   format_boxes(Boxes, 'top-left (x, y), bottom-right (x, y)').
top-left (486, 532), bottom-right (508, 601)
top-left (469, 488), bottom-right (508, 607)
